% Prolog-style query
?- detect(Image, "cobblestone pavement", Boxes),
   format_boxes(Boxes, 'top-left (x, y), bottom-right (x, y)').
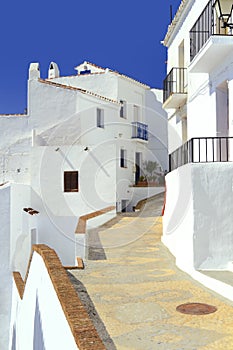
top-left (70, 194), bottom-right (233, 350)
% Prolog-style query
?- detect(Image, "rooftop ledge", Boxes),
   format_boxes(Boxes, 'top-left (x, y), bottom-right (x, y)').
top-left (0, 113), bottom-right (28, 118)
top-left (189, 35), bottom-right (233, 73)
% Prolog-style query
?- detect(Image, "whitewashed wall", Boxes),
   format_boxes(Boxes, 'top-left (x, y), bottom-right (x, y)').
top-left (146, 89), bottom-right (168, 171)
top-left (9, 252), bottom-right (78, 350)
top-left (164, 0), bottom-right (228, 153)
top-left (163, 163), bottom-right (233, 272)
top-left (31, 143), bottom-right (116, 265)
top-left (53, 72), bottom-right (118, 100)
top-left (192, 163), bottom-right (233, 269)
top-left (162, 164), bottom-right (194, 272)
top-left (28, 79), bottom-right (77, 132)
top-left (0, 116), bottom-right (29, 150)
top-left (10, 183), bottom-right (32, 278)
top-left (0, 185), bottom-right (11, 350)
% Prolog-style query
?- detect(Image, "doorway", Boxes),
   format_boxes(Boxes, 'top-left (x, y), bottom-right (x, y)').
top-left (216, 81), bottom-right (229, 160)
top-left (121, 200), bottom-right (129, 213)
top-left (135, 152), bottom-right (141, 185)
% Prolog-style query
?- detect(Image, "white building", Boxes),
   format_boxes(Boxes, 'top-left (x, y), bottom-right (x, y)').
top-left (0, 61), bottom-right (167, 349)
top-left (162, 0), bottom-right (233, 276)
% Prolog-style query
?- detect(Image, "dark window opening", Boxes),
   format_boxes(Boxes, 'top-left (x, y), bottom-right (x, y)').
top-left (120, 149), bottom-right (127, 168)
top-left (80, 70), bottom-right (91, 75)
top-left (64, 171), bottom-right (79, 192)
top-left (97, 108), bottom-right (104, 128)
top-left (120, 100), bottom-right (127, 118)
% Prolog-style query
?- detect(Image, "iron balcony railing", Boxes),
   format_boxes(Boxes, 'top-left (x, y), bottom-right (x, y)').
top-left (163, 67), bottom-right (187, 103)
top-left (190, 0), bottom-right (233, 62)
top-left (132, 122), bottom-right (148, 141)
top-left (169, 137), bottom-right (233, 172)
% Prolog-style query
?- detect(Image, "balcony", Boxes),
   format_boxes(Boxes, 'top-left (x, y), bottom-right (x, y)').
top-left (132, 122), bottom-right (148, 141)
top-left (163, 68), bottom-right (187, 109)
top-left (169, 137), bottom-right (233, 172)
top-left (189, 0), bottom-right (233, 73)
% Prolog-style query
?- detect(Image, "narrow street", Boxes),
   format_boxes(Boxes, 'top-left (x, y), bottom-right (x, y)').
top-left (69, 194), bottom-right (233, 350)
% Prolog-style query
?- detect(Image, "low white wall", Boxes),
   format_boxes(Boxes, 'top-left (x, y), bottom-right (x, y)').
top-left (9, 252), bottom-right (78, 350)
top-left (75, 209), bottom-right (116, 260)
top-left (163, 162), bottom-right (233, 272)
top-left (0, 185), bottom-right (11, 350)
top-left (131, 187), bottom-right (164, 208)
top-left (162, 164), bottom-right (194, 272)
top-left (86, 209), bottom-right (116, 230)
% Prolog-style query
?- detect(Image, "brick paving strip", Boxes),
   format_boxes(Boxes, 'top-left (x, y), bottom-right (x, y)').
top-left (69, 194), bottom-right (233, 350)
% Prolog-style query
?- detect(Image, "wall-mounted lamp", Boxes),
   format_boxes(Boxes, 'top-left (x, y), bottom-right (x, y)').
top-left (214, 0), bottom-right (233, 28)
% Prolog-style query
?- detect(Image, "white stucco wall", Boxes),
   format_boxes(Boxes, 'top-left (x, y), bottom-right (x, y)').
top-left (30, 142), bottom-right (116, 265)
top-left (52, 72), bottom-right (118, 101)
top-left (146, 89), bottom-right (168, 171)
top-left (0, 116), bottom-right (29, 150)
top-left (164, 0), bottom-right (233, 152)
top-left (192, 163), bottom-right (233, 269)
top-left (28, 79), bottom-right (77, 132)
top-left (166, 0), bottom-right (210, 71)
top-left (0, 185), bottom-right (12, 350)
top-left (10, 252), bottom-right (78, 350)
top-left (163, 163), bottom-right (233, 272)
top-left (10, 183), bottom-right (32, 278)
top-left (162, 164), bottom-right (194, 272)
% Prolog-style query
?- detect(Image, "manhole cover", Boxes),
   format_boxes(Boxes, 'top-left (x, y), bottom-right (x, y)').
top-left (176, 302), bottom-right (217, 315)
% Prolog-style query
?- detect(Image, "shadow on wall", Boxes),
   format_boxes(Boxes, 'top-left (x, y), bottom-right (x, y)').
top-left (33, 296), bottom-right (45, 350)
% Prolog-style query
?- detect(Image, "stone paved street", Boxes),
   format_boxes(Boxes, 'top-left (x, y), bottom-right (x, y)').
top-left (70, 194), bottom-right (233, 350)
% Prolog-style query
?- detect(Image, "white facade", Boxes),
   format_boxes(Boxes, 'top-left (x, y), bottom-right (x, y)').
top-left (163, 0), bottom-right (233, 152)
top-left (162, 0), bottom-right (233, 281)
top-left (0, 61), bottom-right (167, 349)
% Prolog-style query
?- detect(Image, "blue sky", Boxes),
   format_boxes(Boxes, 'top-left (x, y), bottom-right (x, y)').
top-left (0, 0), bottom-right (181, 113)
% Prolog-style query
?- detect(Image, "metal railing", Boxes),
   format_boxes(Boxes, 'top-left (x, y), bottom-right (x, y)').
top-left (169, 137), bottom-right (233, 171)
top-left (163, 67), bottom-right (187, 103)
top-left (190, 0), bottom-right (233, 62)
top-left (132, 122), bottom-right (148, 141)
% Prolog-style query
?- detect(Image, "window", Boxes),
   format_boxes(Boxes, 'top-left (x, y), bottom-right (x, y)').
top-left (120, 149), bottom-right (127, 168)
top-left (64, 171), bottom-right (79, 192)
top-left (134, 105), bottom-right (140, 122)
top-left (120, 100), bottom-right (127, 118)
top-left (97, 108), bottom-right (104, 128)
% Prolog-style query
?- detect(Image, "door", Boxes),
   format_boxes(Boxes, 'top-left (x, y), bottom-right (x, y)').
top-left (135, 152), bottom-right (141, 185)
top-left (216, 81), bottom-right (229, 160)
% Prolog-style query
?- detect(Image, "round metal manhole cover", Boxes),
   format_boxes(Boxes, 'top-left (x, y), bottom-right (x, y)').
top-left (176, 303), bottom-right (217, 315)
